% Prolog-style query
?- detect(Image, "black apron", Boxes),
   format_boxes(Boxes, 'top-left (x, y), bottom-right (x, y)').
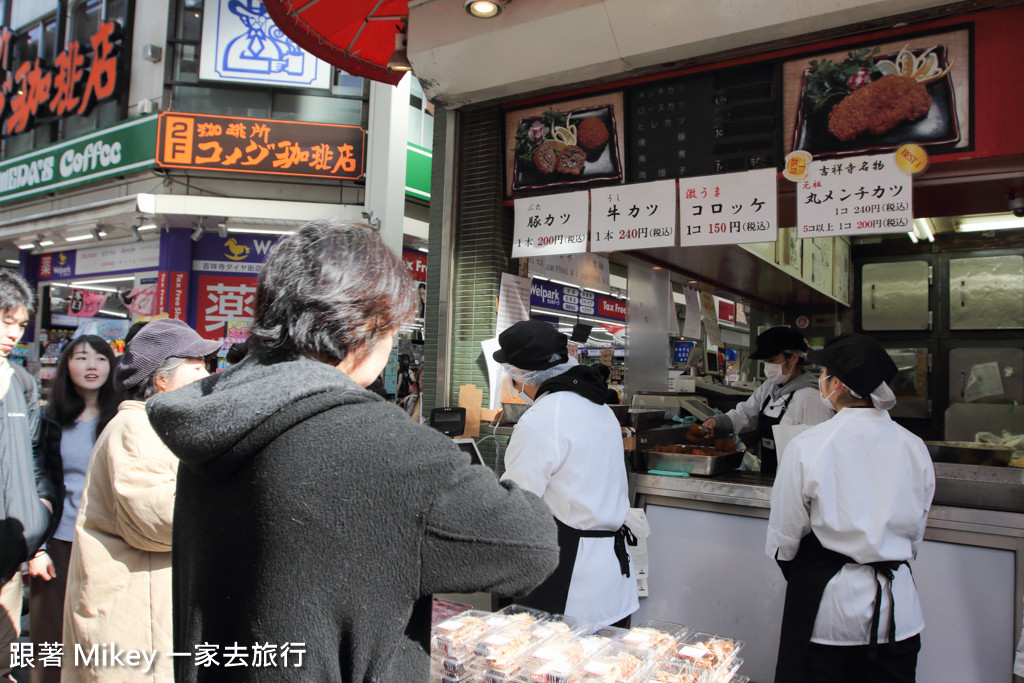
top-left (516, 518), bottom-right (636, 616)
top-left (757, 391), bottom-right (794, 476)
top-left (774, 532), bottom-right (908, 683)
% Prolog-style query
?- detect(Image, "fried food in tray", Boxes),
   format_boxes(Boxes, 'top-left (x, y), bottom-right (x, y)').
top-left (827, 74), bottom-right (931, 141)
top-left (672, 632), bottom-right (743, 675)
top-left (648, 439), bottom-right (736, 457)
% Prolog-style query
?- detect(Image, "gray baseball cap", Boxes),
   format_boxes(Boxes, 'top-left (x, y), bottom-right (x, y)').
top-left (114, 318), bottom-right (222, 391)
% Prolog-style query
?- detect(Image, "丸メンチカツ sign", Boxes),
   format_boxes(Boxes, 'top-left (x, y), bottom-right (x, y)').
top-left (0, 116), bottom-right (157, 205)
top-left (156, 112), bottom-right (365, 180)
top-left (796, 153), bottom-right (912, 237)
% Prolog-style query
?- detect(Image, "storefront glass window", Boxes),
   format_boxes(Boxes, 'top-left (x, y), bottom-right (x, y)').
top-left (272, 92), bottom-right (362, 126)
top-left (71, 0), bottom-right (102, 45)
top-left (173, 84), bottom-right (268, 118)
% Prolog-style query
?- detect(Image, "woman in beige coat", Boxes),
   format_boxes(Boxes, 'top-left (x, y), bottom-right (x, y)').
top-left (62, 319), bottom-right (220, 683)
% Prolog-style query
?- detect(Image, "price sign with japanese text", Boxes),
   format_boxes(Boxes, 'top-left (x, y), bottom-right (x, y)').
top-left (512, 191), bottom-right (589, 258)
top-left (678, 168), bottom-right (777, 247)
top-left (590, 180), bottom-right (676, 251)
top-left (796, 154), bottom-right (912, 237)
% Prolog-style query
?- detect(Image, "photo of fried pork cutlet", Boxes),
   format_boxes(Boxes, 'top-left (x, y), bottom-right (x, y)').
top-left (827, 74), bottom-right (932, 142)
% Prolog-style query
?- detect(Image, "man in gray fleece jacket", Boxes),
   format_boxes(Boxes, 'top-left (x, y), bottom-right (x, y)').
top-left (148, 220), bottom-right (559, 682)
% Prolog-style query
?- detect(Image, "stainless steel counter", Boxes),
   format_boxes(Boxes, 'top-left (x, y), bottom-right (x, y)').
top-left (632, 468), bottom-right (1024, 683)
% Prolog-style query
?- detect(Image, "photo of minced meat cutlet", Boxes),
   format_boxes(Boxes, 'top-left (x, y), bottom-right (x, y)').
top-left (827, 74), bottom-right (932, 141)
top-left (532, 140), bottom-right (558, 175)
top-left (577, 116), bottom-right (609, 159)
top-left (555, 145), bottom-right (587, 176)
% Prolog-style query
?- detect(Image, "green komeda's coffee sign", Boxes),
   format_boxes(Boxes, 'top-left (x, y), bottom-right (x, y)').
top-left (0, 115), bottom-right (157, 204)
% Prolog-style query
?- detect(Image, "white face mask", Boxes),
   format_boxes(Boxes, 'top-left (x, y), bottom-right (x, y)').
top-left (516, 390), bottom-right (534, 405)
top-left (764, 360), bottom-right (789, 385)
top-left (818, 375), bottom-right (837, 410)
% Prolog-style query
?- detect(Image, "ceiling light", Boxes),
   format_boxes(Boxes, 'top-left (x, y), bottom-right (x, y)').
top-left (38, 240), bottom-right (55, 247)
top-left (906, 231), bottom-right (919, 244)
top-left (191, 226), bottom-right (205, 241)
top-left (17, 243), bottom-right (35, 250)
top-left (466, 0), bottom-right (506, 17)
top-left (65, 234), bottom-right (94, 242)
top-left (70, 276), bottom-right (136, 286)
top-left (911, 218), bottom-right (934, 242)
top-left (5, 259), bottom-right (20, 265)
top-left (957, 214), bottom-right (1024, 232)
top-left (226, 227), bottom-right (294, 235)
top-left (136, 215), bottom-right (158, 231)
top-left (387, 31), bottom-right (412, 72)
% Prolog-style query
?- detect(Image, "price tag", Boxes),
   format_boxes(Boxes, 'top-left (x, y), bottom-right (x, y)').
top-left (797, 153), bottom-right (912, 237)
top-left (513, 191), bottom-right (589, 257)
top-left (678, 168), bottom-right (777, 247)
top-left (590, 179), bottom-right (677, 251)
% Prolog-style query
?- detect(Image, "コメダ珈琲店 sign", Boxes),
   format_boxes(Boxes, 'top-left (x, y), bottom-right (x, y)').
top-left (155, 112), bottom-right (365, 180)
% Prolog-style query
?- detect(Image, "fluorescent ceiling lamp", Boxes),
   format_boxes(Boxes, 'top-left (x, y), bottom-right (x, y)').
top-left (5, 259), bottom-right (19, 265)
top-left (907, 231), bottom-right (919, 244)
top-left (958, 215), bottom-right (1024, 232)
top-left (98, 309), bottom-right (128, 318)
top-left (65, 234), bottom-right (94, 242)
top-left (17, 243), bottom-right (35, 250)
top-left (137, 222), bottom-right (158, 231)
top-left (70, 276), bottom-right (136, 286)
top-left (38, 240), bottom-right (55, 247)
top-left (911, 218), bottom-right (934, 242)
top-left (226, 227), bottom-right (294, 235)
top-left (72, 285), bottom-right (117, 293)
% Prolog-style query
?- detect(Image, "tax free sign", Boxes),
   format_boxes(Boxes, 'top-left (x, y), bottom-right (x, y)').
top-left (0, 116), bottom-right (157, 204)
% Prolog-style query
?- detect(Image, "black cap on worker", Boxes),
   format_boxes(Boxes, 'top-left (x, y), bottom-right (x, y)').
top-left (807, 332), bottom-right (897, 398)
top-left (492, 320), bottom-right (568, 371)
top-left (748, 326), bottom-right (808, 360)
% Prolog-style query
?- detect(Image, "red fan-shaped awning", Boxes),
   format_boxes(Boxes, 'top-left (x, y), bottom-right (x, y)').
top-left (264, 0), bottom-right (410, 86)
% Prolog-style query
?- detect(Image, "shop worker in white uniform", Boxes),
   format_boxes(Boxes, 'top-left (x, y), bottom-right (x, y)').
top-left (494, 320), bottom-right (638, 626)
top-left (703, 326), bottom-right (833, 475)
top-left (767, 333), bottom-right (935, 683)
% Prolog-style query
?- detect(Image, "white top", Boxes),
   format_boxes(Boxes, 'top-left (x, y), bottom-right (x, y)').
top-left (766, 407), bottom-right (935, 645)
top-left (716, 373), bottom-right (833, 435)
top-left (502, 391), bottom-right (638, 625)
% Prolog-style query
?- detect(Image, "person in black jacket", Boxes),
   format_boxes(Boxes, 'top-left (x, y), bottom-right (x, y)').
top-left (27, 334), bottom-right (119, 683)
top-left (0, 270), bottom-right (52, 681)
top-left (148, 220), bottom-right (559, 682)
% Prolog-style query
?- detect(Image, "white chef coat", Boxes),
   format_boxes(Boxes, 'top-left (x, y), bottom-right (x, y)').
top-left (501, 390), bottom-right (638, 625)
top-left (766, 407), bottom-right (935, 645)
top-left (715, 371), bottom-right (833, 436)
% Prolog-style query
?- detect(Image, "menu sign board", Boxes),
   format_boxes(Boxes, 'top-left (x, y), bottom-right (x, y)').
top-left (796, 153), bottom-right (912, 237)
top-left (591, 179), bottom-right (676, 251)
top-left (512, 191), bottom-right (589, 258)
top-left (678, 168), bottom-right (778, 247)
top-left (627, 63), bottom-right (782, 183)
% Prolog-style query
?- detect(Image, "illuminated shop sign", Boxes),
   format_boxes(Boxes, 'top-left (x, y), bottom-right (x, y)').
top-left (155, 112), bottom-right (365, 180)
top-left (0, 116), bottom-right (157, 204)
top-left (0, 21), bottom-right (124, 136)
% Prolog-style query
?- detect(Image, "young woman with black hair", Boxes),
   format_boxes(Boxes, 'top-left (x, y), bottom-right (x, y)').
top-left (26, 335), bottom-right (120, 683)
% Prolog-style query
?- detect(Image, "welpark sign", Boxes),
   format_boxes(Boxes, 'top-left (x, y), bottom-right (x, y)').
top-left (0, 116), bottom-right (157, 204)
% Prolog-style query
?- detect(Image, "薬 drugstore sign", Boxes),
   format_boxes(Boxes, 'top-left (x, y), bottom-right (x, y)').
top-left (0, 116), bottom-right (157, 204)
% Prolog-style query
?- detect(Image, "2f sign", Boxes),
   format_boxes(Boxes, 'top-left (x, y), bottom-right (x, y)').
top-left (162, 116), bottom-right (194, 164)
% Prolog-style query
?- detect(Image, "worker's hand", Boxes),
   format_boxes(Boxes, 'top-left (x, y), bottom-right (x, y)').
top-left (27, 552), bottom-right (56, 581)
top-left (702, 418), bottom-right (717, 432)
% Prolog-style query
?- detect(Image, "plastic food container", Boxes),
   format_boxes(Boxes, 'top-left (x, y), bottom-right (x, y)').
top-left (433, 610), bottom-right (515, 658)
top-left (672, 632), bottom-right (743, 678)
top-left (514, 633), bottom-right (613, 683)
top-left (567, 641), bottom-right (658, 682)
top-left (620, 620), bottom-right (688, 658)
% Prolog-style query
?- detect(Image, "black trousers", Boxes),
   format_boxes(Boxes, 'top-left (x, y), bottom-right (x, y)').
top-left (802, 634), bottom-right (921, 683)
